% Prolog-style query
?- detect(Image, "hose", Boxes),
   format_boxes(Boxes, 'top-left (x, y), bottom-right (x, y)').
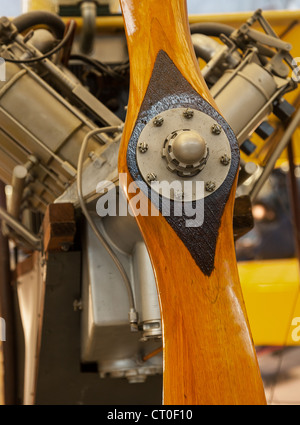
top-left (190, 22), bottom-right (274, 66)
top-left (79, 1), bottom-right (97, 55)
top-left (12, 11), bottom-right (65, 39)
top-left (190, 22), bottom-right (235, 38)
top-left (5, 20), bottom-right (76, 64)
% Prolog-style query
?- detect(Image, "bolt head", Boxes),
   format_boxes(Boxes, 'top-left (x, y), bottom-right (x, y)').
top-left (73, 299), bottom-right (83, 312)
top-left (88, 151), bottom-right (96, 160)
top-left (205, 181), bottom-right (216, 192)
top-left (153, 116), bottom-right (164, 127)
top-left (138, 142), bottom-right (149, 153)
top-left (183, 108), bottom-right (194, 119)
top-left (211, 124), bottom-right (222, 135)
top-left (28, 155), bottom-right (39, 166)
top-left (130, 323), bottom-right (139, 333)
top-left (147, 173), bottom-right (157, 183)
top-left (220, 154), bottom-right (231, 166)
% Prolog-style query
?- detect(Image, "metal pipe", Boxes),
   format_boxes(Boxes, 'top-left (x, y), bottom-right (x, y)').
top-left (80, 1), bottom-right (97, 55)
top-left (287, 141), bottom-right (300, 261)
top-left (0, 207), bottom-right (41, 251)
top-left (238, 160), bottom-right (258, 186)
top-left (250, 106), bottom-right (300, 201)
top-left (8, 165), bottom-right (28, 219)
top-left (12, 11), bottom-right (65, 40)
top-left (191, 33), bottom-right (223, 63)
top-left (18, 55), bottom-right (123, 127)
top-left (0, 181), bottom-right (17, 405)
top-left (142, 347), bottom-right (163, 363)
top-left (190, 22), bottom-right (235, 37)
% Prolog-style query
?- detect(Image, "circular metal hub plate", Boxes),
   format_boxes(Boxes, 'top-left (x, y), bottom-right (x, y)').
top-left (136, 108), bottom-right (231, 202)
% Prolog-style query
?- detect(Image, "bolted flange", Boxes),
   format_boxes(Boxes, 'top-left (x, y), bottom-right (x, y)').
top-left (162, 129), bottom-right (209, 177)
top-left (135, 108), bottom-right (232, 202)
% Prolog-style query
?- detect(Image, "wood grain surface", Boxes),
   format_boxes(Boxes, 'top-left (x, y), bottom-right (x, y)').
top-left (119, 0), bottom-right (266, 404)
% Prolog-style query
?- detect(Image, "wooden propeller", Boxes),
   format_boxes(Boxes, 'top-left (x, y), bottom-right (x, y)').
top-left (118, 0), bottom-right (267, 405)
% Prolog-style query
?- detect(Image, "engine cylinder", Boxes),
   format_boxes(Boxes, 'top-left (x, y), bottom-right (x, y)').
top-left (211, 62), bottom-right (277, 141)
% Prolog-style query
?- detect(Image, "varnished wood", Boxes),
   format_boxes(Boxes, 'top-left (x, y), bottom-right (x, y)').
top-left (119, 0), bottom-right (216, 140)
top-left (43, 203), bottom-right (76, 253)
top-left (119, 0), bottom-right (266, 404)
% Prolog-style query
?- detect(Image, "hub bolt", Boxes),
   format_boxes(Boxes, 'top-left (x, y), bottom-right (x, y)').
top-left (153, 116), bottom-right (164, 127)
top-left (205, 181), bottom-right (216, 192)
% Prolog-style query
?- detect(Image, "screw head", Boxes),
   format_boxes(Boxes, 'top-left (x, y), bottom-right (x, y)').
top-left (147, 173), bottom-right (157, 183)
top-left (220, 154), bottom-right (231, 166)
top-left (183, 108), bottom-right (194, 119)
top-left (205, 181), bottom-right (216, 192)
top-left (153, 116), bottom-right (164, 127)
top-left (88, 151), bottom-right (96, 160)
top-left (73, 299), bottom-right (83, 312)
top-left (138, 142), bottom-right (149, 153)
top-left (211, 124), bottom-right (222, 135)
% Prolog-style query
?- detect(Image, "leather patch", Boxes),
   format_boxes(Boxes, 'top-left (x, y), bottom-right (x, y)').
top-left (126, 50), bottom-right (239, 276)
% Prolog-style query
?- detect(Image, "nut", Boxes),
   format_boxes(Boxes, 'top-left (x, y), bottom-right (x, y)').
top-left (183, 108), bottom-right (194, 119)
top-left (138, 142), bottom-right (149, 153)
top-left (205, 181), bottom-right (216, 192)
top-left (147, 173), bottom-right (157, 183)
top-left (220, 154), bottom-right (231, 166)
top-left (153, 116), bottom-right (164, 127)
top-left (211, 124), bottom-right (222, 135)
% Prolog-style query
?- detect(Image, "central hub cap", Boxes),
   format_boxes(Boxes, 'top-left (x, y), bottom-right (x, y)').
top-left (162, 129), bottom-right (209, 176)
top-left (172, 130), bottom-right (207, 164)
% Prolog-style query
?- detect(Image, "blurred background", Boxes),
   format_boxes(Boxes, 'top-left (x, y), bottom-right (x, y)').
top-left (2, 0), bottom-right (300, 17)
top-left (0, 0), bottom-right (300, 406)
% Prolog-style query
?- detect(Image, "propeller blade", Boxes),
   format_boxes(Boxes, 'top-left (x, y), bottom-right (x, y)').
top-left (118, 0), bottom-right (266, 405)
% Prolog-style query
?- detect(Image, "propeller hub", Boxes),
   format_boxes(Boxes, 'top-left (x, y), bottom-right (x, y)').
top-left (135, 107), bottom-right (231, 202)
top-left (162, 129), bottom-right (209, 176)
top-left (172, 130), bottom-right (207, 165)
